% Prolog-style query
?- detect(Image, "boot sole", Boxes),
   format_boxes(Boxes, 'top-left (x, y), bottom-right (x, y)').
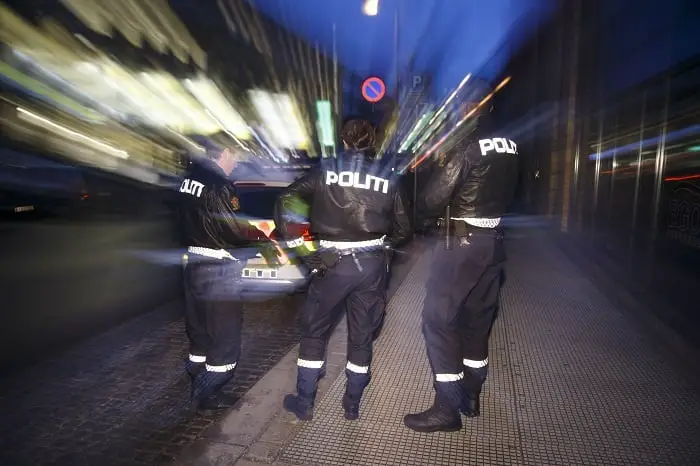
top-left (285, 409), bottom-right (313, 421)
top-left (283, 403), bottom-right (314, 421)
top-left (405, 423), bottom-right (463, 433)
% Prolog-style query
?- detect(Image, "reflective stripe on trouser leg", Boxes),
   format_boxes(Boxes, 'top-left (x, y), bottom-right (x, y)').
top-left (205, 362), bottom-right (237, 372)
top-left (463, 358), bottom-right (488, 368)
top-left (189, 354), bottom-right (206, 363)
top-left (435, 372), bottom-right (464, 383)
top-left (346, 362), bottom-right (369, 374)
top-left (297, 359), bottom-right (324, 369)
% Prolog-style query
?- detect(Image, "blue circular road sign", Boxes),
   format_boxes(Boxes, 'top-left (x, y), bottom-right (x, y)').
top-left (362, 77), bottom-right (386, 103)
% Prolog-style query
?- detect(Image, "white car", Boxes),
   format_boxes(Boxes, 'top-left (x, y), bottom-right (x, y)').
top-left (183, 179), bottom-right (313, 296)
top-left (234, 180), bottom-right (314, 295)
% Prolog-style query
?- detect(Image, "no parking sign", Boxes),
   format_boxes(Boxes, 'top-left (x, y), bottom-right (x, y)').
top-left (361, 77), bottom-right (386, 103)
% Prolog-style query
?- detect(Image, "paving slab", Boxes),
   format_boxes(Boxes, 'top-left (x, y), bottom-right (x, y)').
top-left (180, 229), bottom-right (700, 466)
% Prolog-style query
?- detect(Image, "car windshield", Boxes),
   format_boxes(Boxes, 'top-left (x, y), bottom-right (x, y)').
top-left (235, 187), bottom-right (284, 220)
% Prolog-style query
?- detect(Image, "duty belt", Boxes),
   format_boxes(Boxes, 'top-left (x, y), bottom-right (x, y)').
top-left (318, 236), bottom-right (386, 250)
top-left (319, 236), bottom-right (387, 271)
top-left (437, 220), bottom-right (503, 249)
top-left (451, 217), bottom-right (501, 228)
top-left (187, 246), bottom-right (239, 261)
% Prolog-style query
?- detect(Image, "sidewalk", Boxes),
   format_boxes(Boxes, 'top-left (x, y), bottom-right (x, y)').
top-left (175, 229), bottom-right (700, 466)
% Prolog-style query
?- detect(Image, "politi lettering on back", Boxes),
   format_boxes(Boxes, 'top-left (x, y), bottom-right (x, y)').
top-left (180, 178), bottom-right (205, 198)
top-left (325, 171), bottom-right (389, 194)
top-left (478, 138), bottom-right (518, 156)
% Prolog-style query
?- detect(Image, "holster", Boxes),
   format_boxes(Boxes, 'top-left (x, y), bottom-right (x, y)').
top-left (438, 220), bottom-right (504, 249)
top-left (319, 250), bottom-right (341, 269)
top-left (304, 250), bottom-right (341, 276)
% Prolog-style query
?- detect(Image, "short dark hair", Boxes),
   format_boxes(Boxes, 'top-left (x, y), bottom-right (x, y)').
top-left (340, 119), bottom-right (376, 150)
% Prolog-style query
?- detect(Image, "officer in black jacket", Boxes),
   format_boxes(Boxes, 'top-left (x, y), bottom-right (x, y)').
top-left (179, 135), bottom-right (280, 410)
top-left (274, 119), bottom-right (412, 421)
top-left (403, 86), bottom-right (519, 432)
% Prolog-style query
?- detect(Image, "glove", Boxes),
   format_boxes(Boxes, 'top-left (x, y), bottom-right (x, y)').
top-left (303, 250), bottom-right (340, 274)
top-left (258, 242), bottom-right (281, 267)
top-left (302, 252), bottom-right (324, 273)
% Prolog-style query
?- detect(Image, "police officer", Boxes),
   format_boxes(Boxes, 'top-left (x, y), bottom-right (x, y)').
top-left (274, 119), bottom-right (412, 421)
top-left (403, 83), bottom-right (518, 432)
top-left (178, 135), bottom-right (280, 410)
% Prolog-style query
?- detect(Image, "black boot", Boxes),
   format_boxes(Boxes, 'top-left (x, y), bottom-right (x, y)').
top-left (284, 367), bottom-right (323, 421)
top-left (342, 370), bottom-right (370, 421)
top-left (460, 366), bottom-right (487, 417)
top-left (191, 370), bottom-right (236, 411)
top-left (403, 382), bottom-right (463, 433)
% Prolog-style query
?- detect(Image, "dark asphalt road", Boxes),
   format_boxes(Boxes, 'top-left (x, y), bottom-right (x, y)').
top-left (0, 218), bottom-right (422, 466)
top-left (0, 216), bottom-right (182, 374)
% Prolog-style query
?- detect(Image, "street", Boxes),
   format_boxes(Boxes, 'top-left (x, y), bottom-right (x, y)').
top-left (0, 217), bottom-right (420, 465)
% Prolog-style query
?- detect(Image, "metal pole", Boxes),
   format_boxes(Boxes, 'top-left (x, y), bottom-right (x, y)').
top-left (332, 22), bottom-right (339, 158)
top-left (394, 6), bottom-right (400, 105)
top-left (413, 166), bottom-right (417, 231)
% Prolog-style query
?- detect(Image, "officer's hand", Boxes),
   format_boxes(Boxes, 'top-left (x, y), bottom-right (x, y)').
top-left (301, 251), bottom-right (325, 273)
top-left (259, 242), bottom-right (282, 267)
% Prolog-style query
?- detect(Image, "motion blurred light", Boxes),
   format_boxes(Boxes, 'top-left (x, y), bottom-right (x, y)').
top-left (248, 90), bottom-right (309, 150)
top-left (316, 100), bottom-right (334, 148)
top-left (363, 0), bottom-right (379, 16)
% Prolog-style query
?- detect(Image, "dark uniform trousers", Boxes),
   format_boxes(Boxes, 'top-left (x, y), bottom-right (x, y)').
top-left (422, 228), bottom-right (505, 390)
top-left (183, 258), bottom-right (245, 370)
top-left (298, 251), bottom-right (387, 372)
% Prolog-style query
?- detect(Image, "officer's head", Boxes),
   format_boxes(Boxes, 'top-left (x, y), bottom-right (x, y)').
top-left (189, 134), bottom-right (243, 176)
top-left (341, 119), bottom-right (376, 153)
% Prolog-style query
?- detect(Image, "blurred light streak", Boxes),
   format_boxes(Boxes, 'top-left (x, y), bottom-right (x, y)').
top-left (59, 0), bottom-right (206, 68)
top-left (405, 75), bottom-right (512, 172)
top-left (665, 174), bottom-right (700, 182)
top-left (399, 111), bottom-right (434, 152)
top-left (167, 128), bottom-right (205, 153)
top-left (203, 109), bottom-right (249, 151)
top-left (428, 73), bottom-right (471, 127)
top-left (184, 77), bottom-right (251, 139)
top-left (589, 124), bottom-right (700, 161)
top-left (0, 60), bottom-right (104, 122)
top-left (16, 107), bottom-right (129, 159)
top-left (248, 90), bottom-right (310, 151)
top-left (315, 100), bottom-right (335, 148)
